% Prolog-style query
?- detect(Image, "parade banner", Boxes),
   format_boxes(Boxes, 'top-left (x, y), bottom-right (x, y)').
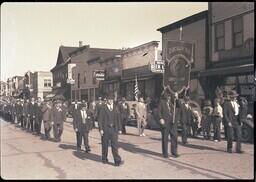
top-left (164, 40), bottom-right (193, 94)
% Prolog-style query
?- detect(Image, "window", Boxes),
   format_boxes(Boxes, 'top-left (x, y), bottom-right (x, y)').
top-left (232, 17), bottom-right (243, 48)
top-left (44, 79), bottom-right (51, 87)
top-left (215, 23), bottom-right (225, 51)
top-left (77, 73), bottom-right (80, 88)
top-left (84, 71), bottom-right (86, 84)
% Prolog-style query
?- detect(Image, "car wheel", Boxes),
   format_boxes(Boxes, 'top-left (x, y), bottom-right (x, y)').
top-left (241, 125), bottom-right (252, 143)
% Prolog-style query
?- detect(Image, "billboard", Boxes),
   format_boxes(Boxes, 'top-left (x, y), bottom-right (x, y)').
top-left (164, 40), bottom-right (193, 94)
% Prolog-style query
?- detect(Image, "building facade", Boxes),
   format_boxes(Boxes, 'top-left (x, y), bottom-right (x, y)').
top-left (0, 81), bottom-right (7, 96)
top-left (204, 2), bottom-right (254, 113)
top-left (121, 41), bottom-right (162, 101)
top-left (50, 45), bottom-right (79, 100)
top-left (70, 45), bottom-right (121, 102)
top-left (157, 10), bottom-right (208, 105)
top-left (32, 71), bottom-right (53, 99)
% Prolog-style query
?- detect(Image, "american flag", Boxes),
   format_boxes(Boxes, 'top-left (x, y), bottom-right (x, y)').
top-left (134, 75), bottom-right (139, 101)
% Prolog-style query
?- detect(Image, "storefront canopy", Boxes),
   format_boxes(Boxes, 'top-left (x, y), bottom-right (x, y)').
top-left (199, 64), bottom-right (254, 77)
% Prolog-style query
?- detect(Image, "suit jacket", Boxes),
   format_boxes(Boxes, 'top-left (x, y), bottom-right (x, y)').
top-left (41, 103), bottom-right (52, 121)
top-left (35, 103), bottom-right (43, 119)
top-left (95, 102), bottom-right (104, 120)
top-left (158, 99), bottom-right (180, 128)
top-left (158, 99), bottom-right (173, 126)
top-left (98, 104), bottom-right (121, 133)
top-left (135, 102), bottom-right (147, 122)
top-left (69, 104), bottom-right (80, 117)
top-left (223, 100), bottom-right (240, 126)
top-left (73, 109), bottom-right (93, 133)
top-left (23, 103), bottom-right (29, 116)
top-left (52, 106), bottom-right (66, 126)
top-left (118, 102), bottom-right (130, 119)
top-left (28, 103), bottom-right (37, 117)
top-left (180, 102), bottom-right (192, 125)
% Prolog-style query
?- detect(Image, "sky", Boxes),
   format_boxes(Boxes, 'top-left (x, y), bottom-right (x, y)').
top-left (1, 2), bottom-right (208, 81)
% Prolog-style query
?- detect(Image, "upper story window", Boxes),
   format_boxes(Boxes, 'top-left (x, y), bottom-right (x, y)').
top-left (44, 79), bottom-right (51, 87)
top-left (77, 73), bottom-right (80, 88)
top-left (232, 17), bottom-right (243, 48)
top-left (215, 22), bottom-right (225, 51)
top-left (84, 71), bottom-right (86, 84)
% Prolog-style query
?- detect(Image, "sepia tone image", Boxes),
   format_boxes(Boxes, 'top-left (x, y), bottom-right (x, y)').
top-left (0, 2), bottom-right (255, 180)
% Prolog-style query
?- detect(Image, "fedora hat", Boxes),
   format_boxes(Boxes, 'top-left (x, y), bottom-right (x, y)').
top-left (228, 90), bottom-right (239, 97)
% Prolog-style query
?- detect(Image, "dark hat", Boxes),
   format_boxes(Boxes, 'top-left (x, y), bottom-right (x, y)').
top-left (228, 90), bottom-right (239, 97)
top-left (204, 100), bottom-right (212, 107)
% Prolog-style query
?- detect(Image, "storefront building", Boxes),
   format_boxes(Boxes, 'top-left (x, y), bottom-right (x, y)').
top-left (157, 11), bottom-right (208, 105)
top-left (99, 54), bottom-right (122, 98)
top-left (70, 45), bottom-right (121, 102)
top-left (203, 2), bottom-right (254, 113)
top-left (121, 41), bottom-right (163, 101)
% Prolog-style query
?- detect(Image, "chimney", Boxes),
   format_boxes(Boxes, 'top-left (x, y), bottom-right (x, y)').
top-left (79, 41), bottom-right (83, 47)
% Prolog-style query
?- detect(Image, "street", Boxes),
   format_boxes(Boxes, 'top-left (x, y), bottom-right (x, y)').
top-left (1, 117), bottom-right (254, 180)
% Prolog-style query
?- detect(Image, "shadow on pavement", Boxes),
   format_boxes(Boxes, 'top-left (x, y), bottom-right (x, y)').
top-left (178, 141), bottom-right (227, 153)
top-left (59, 143), bottom-right (77, 150)
top-left (72, 151), bottom-right (105, 164)
top-left (118, 141), bottom-right (162, 157)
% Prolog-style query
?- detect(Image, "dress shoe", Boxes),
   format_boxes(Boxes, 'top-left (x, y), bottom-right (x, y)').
top-left (236, 150), bottom-right (244, 154)
top-left (227, 149), bottom-right (232, 153)
top-left (115, 160), bottom-right (124, 166)
top-left (102, 159), bottom-right (108, 164)
top-left (85, 148), bottom-right (91, 153)
top-left (172, 154), bottom-right (180, 158)
top-left (163, 154), bottom-right (169, 158)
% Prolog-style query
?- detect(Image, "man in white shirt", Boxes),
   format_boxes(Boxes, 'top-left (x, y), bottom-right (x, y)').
top-left (223, 90), bottom-right (243, 153)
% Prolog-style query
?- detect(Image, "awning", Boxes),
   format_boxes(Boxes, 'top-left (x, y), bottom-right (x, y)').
top-left (45, 88), bottom-right (66, 99)
top-left (199, 64), bottom-right (254, 77)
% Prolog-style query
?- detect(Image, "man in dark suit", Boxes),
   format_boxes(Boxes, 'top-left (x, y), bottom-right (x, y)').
top-left (52, 100), bottom-right (66, 142)
top-left (41, 98), bottom-right (52, 140)
top-left (28, 97), bottom-right (37, 133)
top-left (95, 97), bottom-right (104, 129)
top-left (180, 97), bottom-right (192, 144)
top-left (118, 97), bottom-right (130, 134)
top-left (35, 97), bottom-right (43, 136)
top-left (73, 102), bottom-right (93, 152)
top-left (98, 94), bottom-right (124, 166)
top-left (223, 90), bottom-right (243, 153)
top-left (69, 100), bottom-right (80, 118)
top-left (158, 91), bottom-right (180, 158)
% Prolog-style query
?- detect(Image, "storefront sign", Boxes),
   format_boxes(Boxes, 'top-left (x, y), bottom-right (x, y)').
top-left (151, 60), bottom-right (165, 73)
top-left (67, 63), bottom-right (76, 84)
top-left (164, 40), bottom-right (193, 94)
top-left (94, 70), bottom-right (105, 81)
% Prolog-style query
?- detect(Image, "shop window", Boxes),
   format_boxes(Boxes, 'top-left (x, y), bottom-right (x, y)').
top-left (84, 71), bottom-right (86, 84)
top-left (215, 23), bottom-right (225, 51)
top-left (238, 75), bottom-right (247, 84)
top-left (225, 76), bottom-right (236, 85)
top-left (232, 17), bottom-right (243, 48)
top-left (247, 75), bottom-right (254, 83)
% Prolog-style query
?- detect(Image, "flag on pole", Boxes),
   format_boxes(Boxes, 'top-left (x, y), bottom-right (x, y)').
top-left (134, 75), bottom-right (139, 101)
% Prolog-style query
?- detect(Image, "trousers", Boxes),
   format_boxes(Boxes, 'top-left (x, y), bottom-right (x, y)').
top-left (161, 123), bottom-right (178, 157)
top-left (102, 127), bottom-right (121, 163)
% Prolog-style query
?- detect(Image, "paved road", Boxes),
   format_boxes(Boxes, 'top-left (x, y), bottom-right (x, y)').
top-left (0, 117), bottom-right (254, 179)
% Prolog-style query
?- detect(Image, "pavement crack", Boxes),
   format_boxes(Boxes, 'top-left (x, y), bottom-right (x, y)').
top-left (36, 153), bottom-right (67, 179)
